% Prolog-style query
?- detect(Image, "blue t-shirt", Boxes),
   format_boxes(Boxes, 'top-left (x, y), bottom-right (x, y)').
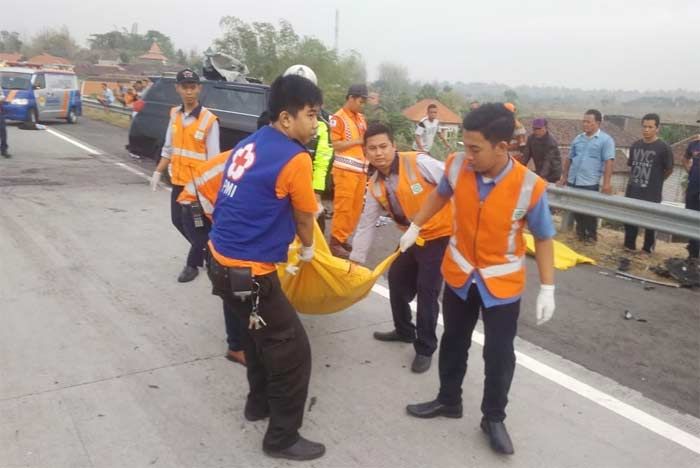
top-left (437, 159), bottom-right (555, 308)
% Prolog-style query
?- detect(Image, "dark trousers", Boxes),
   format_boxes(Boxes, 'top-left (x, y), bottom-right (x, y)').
top-left (570, 183), bottom-right (599, 241)
top-left (207, 259), bottom-right (312, 451)
top-left (223, 300), bottom-right (243, 351)
top-left (624, 224), bottom-right (656, 252)
top-left (388, 236), bottom-right (448, 356)
top-left (171, 185), bottom-right (207, 268)
top-left (687, 191), bottom-right (700, 259)
top-left (437, 285), bottom-right (520, 422)
top-left (0, 114), bottom-right (7, 153)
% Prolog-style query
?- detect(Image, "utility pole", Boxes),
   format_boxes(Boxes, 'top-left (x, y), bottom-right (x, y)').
top-left (334, 9), bottom-right (339, 53)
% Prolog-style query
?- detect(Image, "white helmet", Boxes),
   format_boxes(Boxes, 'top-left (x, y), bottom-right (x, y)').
top-left (283, 64), bottom-right (318, 86)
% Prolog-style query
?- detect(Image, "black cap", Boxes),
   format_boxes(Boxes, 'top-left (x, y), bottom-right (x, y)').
top-left (347, 84), bottom-right (369, 98)
top-left (176, 68), bottom-right (200, 84)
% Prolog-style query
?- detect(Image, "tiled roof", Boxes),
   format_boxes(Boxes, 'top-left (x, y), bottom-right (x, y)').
top-left (139, 42), bottom-right (167, 62)
top-left (402, 99), bottom-right (462, 125)
top-left (0, 53), bottom-right (23, 62)
top-left (520, 117), bottom-right (638, 148)
top-left (28, 53), bottom-right (72, 65)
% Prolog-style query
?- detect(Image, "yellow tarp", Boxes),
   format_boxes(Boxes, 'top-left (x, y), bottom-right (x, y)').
top-left (278, 224), bottom-right (399, 315)
top-left (523, 233), bottom-right (596, 270)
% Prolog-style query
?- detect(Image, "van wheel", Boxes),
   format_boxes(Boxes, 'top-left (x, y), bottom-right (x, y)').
top-left (66, 109), bottom-right (78, 124)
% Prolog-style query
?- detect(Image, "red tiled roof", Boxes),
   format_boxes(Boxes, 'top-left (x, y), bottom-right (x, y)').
top-left (0, 53), bottom-right (23, 62)
top-left (139, 42), bottom-right (167, 62)
top-left (28, 53), bottom-right (72, 65)
top-left (402, 99), bottom-right (462, 125)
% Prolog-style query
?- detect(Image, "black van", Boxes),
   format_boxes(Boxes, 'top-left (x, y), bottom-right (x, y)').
top-left (126, 76), bottom-right (269, 159)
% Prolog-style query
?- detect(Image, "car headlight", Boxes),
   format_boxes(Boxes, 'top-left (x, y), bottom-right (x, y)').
top-left (11, 98), bottom-right (29, 106)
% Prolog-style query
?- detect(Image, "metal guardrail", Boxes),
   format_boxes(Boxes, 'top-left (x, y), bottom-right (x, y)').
top-left (547, 185), bottom-right (700, 240)
top-left (81, 97), bottom-right (133, 116)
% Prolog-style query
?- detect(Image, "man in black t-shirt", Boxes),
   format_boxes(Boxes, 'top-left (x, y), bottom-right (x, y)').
top-left (624, 113), bottom-right (674, 252)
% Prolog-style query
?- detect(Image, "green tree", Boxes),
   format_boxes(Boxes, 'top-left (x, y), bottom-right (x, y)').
top-left (417, 83), bottom-right (439, 100)
top-left (0, 30), bottom-right (23, 53)
top-left (503, 89), bottom-right (518, 104)
top-left (24, 26), bottom-right (80, 59)
top-left (212, 16), bottom-right (366, 111)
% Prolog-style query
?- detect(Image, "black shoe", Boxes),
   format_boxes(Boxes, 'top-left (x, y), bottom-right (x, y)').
top-left (1, 151), bottom-right (11, 158)
top-left (373, 330), bottom-right (414, 343)
top-left (264, 436), bottom-right (326, 461)
top-left (244, 402), bottom-right (270, 422)
top-left (480, 418), bottom-right (514, 455)
top-left (411, 354), bottom-right (432, 373)
top-left (177, 266), bottom-right (198, 283)
top-left (406, 399), bottom-right (463, 419)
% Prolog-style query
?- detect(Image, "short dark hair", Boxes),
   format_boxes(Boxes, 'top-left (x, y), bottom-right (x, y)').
top-left (462, 102), bottom-right (515, 145)
top-left (135, 80), bottom-right (142, 84)
top-left (642, 113), bottom-right (660, 127)
top-left (268, 74), bottom-right (323, 122)
top-left (364, 122), bottom-right (394, 144)
top-left (585, 109), bottom-right (602, 122)
top-left (427, 103), bottom-right (438, 111)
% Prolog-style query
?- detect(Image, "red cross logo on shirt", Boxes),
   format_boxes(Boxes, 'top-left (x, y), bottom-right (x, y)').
top-left (227, 143), bottom-right (256, 181)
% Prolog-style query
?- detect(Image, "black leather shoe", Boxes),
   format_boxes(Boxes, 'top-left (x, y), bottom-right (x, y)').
top-left (264, 436), bottom-right (326, 461)
top-left (411, 354), bottom-right (432, 373)
top-left (480, 418), bottom-right (514, 455)
top-left (244, 402), bottom-right (269, 422)
top-left (1, 151), bottom-right (11, 158)
top-left (177, 266), bottom-right (198, 283)
top-left (406, 399), bottom-right (462, 419)
top-left (373, 330), bottom-right (414, 343)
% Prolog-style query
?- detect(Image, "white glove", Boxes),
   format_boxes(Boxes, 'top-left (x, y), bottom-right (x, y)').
top-left (299, 243), bottom-right (314, 262)
top-left (150, 171), bottom-right (162, 191)
top-left (399, 223), bottom-right (421, 252)
top-left (536, 284), bottom-right (556, 325)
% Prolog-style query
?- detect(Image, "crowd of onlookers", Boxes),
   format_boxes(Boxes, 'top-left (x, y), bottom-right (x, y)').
top-left (96, 80), bottom-right (149, 113)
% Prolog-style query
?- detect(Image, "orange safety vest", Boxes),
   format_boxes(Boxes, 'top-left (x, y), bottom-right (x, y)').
top-left (368, 152), bottom-right (452, 241)
top-left (331, 107), bottom-right (367, 173)
top-left (177, 151), bottom-right (229, 218)
top-left (169, 106), bottom-right (218, 186)
top-left (441, 153), bottom-right (547, 299)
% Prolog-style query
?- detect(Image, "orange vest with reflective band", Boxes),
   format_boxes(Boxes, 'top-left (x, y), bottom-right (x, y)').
top-left (441, 153), bottom-right (547, 299)
top-left (331, 107), bottom-right (367, 173)
top-left (169, 106), bottom-right (218, 186)
top-left (368, 152), bottom-right (452, 241)
top-left (177, 150), bottom-right (229, 219)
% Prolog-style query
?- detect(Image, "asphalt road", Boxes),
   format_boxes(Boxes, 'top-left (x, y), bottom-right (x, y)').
top-left (1, 118), bottom-right (698, 468)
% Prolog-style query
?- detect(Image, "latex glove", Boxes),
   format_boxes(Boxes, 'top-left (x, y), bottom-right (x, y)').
top-left (150, 171), bottom-right (162, 191)
top-left (299, 243), bottom-right (314, 262)
top-left (536, 284), bottom-right (556, 325)
top-left (285, 264), bottom-right (300, 276)
top-left (399, 223), bottom-right (421, 252)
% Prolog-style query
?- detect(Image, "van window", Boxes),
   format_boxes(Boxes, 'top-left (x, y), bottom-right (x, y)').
top-left (144, 80), bottom-right (180, 105)
top-left (46, 73), bottom-right (76, 90)
top-left (203, 86), bottom-right (266, 116)
top-left (0, 71), bottom-right (32, 90)
top-left (33, 74), bottom-right (46, 89)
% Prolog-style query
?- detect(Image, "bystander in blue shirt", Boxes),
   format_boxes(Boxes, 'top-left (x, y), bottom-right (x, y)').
top-left (567, 129), bottom-right (616, 186)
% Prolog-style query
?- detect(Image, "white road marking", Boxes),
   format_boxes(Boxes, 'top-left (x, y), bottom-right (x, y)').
top-left (371, 283), bottom-right (700, 454)
top-left (46, 126), bottom-right (700, 455)
top-left (45, 128), bottom-right (102, 155)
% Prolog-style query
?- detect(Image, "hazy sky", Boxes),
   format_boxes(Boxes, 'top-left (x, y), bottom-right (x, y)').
top-left (5, 0), bottom-right (699, 91)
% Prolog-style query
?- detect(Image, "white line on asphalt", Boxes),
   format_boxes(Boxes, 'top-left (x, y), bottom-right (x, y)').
top-left (45, 128), bottom-right (102, 155)
top-left (46, 126), bottom-right (700, 455)
top-left (371, 283), bottom-right (700, 455)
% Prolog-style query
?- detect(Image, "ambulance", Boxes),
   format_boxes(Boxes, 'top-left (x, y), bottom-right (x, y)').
top-left (0, 67), bottom-right (82, 124)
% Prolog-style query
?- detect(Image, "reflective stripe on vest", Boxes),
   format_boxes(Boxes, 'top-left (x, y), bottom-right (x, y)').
top-left (332, 109), bottom-right (367, 173)
top-left (184, 161), bottom-right (226, 216)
